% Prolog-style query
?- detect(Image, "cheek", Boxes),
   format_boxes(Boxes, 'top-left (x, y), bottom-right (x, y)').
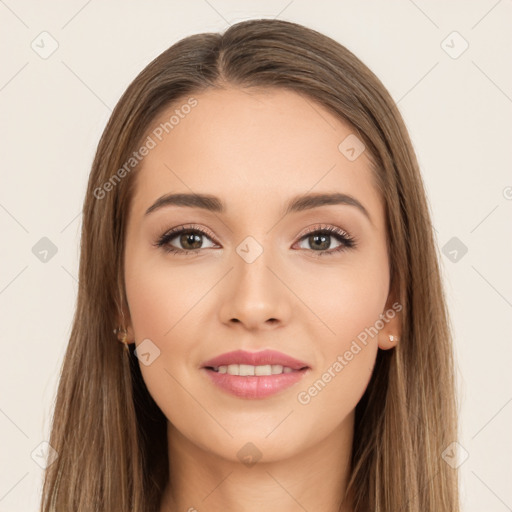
top-left (295, 339), bottom-right (378, 447)
top-left (290, 252), bottom-right (388, 406)
top-left (291, 253), bottom-right (389, 344)
top-left (123, 253), bottom-right (219, 400)
top-left (124, 253), bottom-right (214, 342)
top-left (292, 265), bottom-right (385, 428)
top-left (123, 256), bottom-right (210, 427)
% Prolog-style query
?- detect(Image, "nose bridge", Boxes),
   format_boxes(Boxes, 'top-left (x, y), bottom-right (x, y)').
top-left (219, 234), bottom-right (291, 328)
top-left (236, 237), bottom-right (273, 295)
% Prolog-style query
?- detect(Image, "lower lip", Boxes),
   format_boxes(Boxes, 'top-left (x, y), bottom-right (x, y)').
top-left (201, 368), bottom-right (309, 399)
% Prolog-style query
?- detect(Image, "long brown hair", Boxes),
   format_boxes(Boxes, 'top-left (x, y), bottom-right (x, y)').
top-left (40, 18), bottom-right (460, 511)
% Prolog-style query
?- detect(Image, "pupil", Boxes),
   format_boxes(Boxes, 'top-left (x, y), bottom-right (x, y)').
top-left (181, 232), bottom-right (202, 250)
top-left (311, 234), bottom-right (329, 250)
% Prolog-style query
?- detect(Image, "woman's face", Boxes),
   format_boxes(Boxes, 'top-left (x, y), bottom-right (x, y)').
top-left (123, 86), bottom-right (399, 462)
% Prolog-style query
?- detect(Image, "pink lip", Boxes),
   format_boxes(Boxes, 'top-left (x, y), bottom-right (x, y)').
top-left (201, 349), bottom-right (309, 370)
top-left (201, 368), bottom-right (309, 399)
top-left (200, 349), bottom-right (310, 399)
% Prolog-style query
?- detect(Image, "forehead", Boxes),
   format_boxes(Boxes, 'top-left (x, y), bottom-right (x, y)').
top-left (130, 86), bottom-right (384, 227)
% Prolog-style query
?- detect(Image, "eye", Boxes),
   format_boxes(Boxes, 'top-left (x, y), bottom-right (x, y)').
top-left (153, 224), bottom-right (218, 255)
top-left (153, 223), bottom-right (357, 257)
top-left (294, 225), bottom-right (357, 257)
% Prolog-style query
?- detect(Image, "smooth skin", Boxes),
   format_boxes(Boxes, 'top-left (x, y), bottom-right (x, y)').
top-left (121, 86), bottom-right (402, 512)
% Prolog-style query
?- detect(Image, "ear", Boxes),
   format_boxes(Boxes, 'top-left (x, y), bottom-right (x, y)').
top-left (377, 293), bottom-right (403, 350)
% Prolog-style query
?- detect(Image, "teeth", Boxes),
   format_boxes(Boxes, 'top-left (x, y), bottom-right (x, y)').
top-left (238, 364), bottom-right (254, 376)
top-left (212, 364), bottom-right (296, 376)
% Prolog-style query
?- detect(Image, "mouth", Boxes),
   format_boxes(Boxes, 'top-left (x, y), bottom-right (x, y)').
top-left (200, 349), bottom-right (310, 398)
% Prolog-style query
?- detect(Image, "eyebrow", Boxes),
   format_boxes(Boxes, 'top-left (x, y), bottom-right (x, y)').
top-left (144, 192), bottom-right (372, 224)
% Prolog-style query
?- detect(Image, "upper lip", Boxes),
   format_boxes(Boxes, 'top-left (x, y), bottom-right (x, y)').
top-left (201, 349), bottom-right (310, 370)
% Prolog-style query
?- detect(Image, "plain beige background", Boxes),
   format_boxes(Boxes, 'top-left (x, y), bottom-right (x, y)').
top-left (1, 1), bottom-right (511, 511)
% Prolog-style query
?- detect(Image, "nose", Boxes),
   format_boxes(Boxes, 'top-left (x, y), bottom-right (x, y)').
top-left (217, 244), bottom-right (292, 331)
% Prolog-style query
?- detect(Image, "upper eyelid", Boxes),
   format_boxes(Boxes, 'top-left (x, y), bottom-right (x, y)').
top-left (300, 225), bottom-right (350, 237)
top-left (163, 224), bottom-right (217, 240)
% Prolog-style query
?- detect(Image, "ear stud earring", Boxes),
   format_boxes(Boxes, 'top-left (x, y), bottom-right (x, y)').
top-left (113, 326), bottom-right (130, 353)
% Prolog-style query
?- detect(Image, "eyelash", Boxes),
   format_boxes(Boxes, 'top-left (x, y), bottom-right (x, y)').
top-left (153, 223), bottom-right (357, 258)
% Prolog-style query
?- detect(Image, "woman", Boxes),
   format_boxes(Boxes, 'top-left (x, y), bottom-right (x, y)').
top-left (40, 18), bottom-right (460, 512)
